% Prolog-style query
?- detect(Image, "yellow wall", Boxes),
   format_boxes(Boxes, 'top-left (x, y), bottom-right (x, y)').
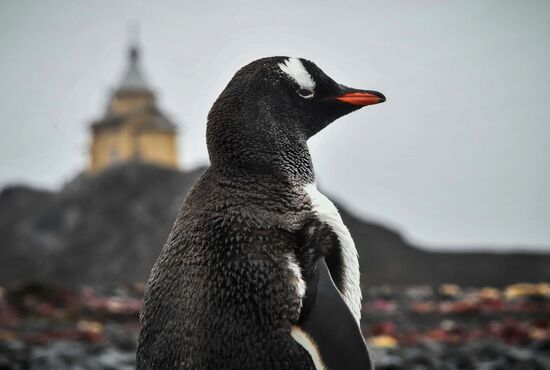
top-left (135, 132), bottom-right (178, 168)
top-left (89, 122), bottom-right (178, 173)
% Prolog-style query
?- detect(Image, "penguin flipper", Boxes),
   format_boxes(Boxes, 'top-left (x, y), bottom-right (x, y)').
top-left (292, 258), bottom-right (373, 370)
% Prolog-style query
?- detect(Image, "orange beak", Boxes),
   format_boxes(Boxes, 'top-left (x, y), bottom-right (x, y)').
top-left (335, 90), bottom-right (386, 106)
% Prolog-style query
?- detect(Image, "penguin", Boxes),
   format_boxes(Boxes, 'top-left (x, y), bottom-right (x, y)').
top-left (137, 56), bottom-right (385, 370)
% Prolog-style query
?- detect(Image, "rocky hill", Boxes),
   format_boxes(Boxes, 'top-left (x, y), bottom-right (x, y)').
top-left (1, 163), bottom-right (549, 287)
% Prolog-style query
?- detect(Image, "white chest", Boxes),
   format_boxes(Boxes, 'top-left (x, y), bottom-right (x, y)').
top-left (303, 183), bottom-right (362, 322)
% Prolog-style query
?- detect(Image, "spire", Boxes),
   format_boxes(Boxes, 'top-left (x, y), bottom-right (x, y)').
top-left (117, 24), bottom-right (150, 93)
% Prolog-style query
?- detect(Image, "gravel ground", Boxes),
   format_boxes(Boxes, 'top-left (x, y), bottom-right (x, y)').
top-left (1, 283), bottom-right (549, 369)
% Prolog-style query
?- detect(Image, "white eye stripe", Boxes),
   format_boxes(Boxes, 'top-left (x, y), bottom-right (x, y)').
top-left (278, 57), bottom-right (316, 91)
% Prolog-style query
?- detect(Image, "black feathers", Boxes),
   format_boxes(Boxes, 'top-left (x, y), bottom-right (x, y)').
top-left (137, 57), bottom-right (381, 369)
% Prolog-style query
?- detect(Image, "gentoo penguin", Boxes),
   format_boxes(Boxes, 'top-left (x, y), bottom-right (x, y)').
top-left (137, 57), bottom-right (385, 370)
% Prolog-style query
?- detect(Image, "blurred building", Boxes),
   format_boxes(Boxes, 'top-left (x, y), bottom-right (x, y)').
top-left (88, 44), bottom-right (178, 173)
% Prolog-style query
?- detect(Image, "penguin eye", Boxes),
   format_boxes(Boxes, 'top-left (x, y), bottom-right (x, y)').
top-left (297, 88), bottom-right (314, 99)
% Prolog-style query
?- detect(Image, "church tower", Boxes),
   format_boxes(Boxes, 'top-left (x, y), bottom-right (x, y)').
top-left (88, 43), bottom-right (179, 173)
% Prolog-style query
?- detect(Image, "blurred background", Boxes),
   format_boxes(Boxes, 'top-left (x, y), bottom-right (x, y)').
top-left (0, 0), bottom-right (549, 369)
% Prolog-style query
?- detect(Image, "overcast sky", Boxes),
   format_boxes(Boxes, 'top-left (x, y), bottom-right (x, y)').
top-left (1, 0), bottom-right (549, 250)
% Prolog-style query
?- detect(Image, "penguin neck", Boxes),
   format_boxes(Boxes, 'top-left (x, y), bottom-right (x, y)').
top-left (207, 123), bottom-right (315, 185)
top-left (210, 144), bottom-right (315, 185)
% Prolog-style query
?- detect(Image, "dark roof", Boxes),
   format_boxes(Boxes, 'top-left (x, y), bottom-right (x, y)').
top-left (117, 45), bottom-right (150, 93)
top-left (137, 107), bottom-right (177, 133)
top-left (90, 43), bottom-right (177, 133)
top-left (91, 106), bottom-right (176, 133)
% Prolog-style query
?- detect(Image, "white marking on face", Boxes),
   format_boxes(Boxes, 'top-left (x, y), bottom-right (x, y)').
top-left (286, 253), bottom-right (306, 306)
top-left (303, 183), bottom-right (362, 323)
top-left (278, 57), bottom-right (316, 92)
top-left (291, 326), bottom-right (328, 370)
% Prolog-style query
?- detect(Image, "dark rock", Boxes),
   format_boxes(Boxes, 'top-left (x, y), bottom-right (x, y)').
top-left (0, 162), bottom-right (549, 286)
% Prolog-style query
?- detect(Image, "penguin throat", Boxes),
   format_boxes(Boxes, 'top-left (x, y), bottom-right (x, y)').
top-left (211, 145), bottom-right (315, 184)
top-left (207, 128), bottom-right (315, 184)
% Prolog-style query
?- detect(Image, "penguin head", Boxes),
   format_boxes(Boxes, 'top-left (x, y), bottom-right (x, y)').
top-left (207, 57), bottom-right (385, 175)
top-left (275, 56), bottom-right (385, 137)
